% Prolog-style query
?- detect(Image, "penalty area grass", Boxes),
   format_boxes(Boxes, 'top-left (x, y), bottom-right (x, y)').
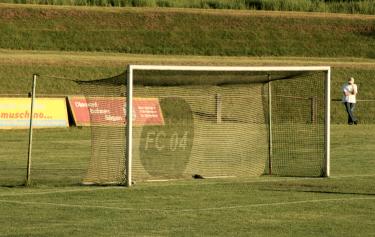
top-left (0, 125), bottom-right (374, 236)
top-left (0, 176), bottom-right (374, 236)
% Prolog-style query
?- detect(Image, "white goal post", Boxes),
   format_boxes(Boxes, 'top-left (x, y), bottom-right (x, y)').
top-left (126, 65), bottom-right (331, 186)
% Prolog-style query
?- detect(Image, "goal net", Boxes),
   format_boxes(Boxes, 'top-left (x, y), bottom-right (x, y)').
top-left (79, 66), bottom-right (330, 186)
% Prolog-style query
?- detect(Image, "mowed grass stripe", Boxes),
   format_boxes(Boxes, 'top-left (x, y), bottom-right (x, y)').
top-left (1, 50), bottom-right (375, 68)
top-left (0, 174), bottom-right (373, 198)
top-left (0, 51), bottom-right (375, 124)
top-left (0, 196), bottom-right (374, 213)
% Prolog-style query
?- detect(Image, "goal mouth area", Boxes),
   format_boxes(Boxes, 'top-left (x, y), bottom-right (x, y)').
top-left (78, 65), bottom-right (330, 186)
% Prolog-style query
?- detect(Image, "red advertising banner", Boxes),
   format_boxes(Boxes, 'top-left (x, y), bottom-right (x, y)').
top-left (68, 96), bottom-right (164, 126)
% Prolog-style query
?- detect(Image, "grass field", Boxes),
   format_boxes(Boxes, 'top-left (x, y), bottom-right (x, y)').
top-left (1, 3), bottom-right (374, 236)
top-left (0, 127), bottom-right (91, 186)
top-left (1, 50), bottom-right (375, 124)
top-left (0, 125), bottom-right (374, 236)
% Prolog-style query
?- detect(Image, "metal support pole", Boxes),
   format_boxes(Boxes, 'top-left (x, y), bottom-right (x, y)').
top-left (268, 75), bottom-right (272, 175)
top-left (26, 74), bottom-right (37, 186)
top-left (126, 66), bottom-right (133, 186)
top-left (324, 69), bottom-right (331, 177)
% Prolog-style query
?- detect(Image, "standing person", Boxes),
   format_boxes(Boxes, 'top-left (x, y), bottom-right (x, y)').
top-left (342, 77), bottom-right (358, 125)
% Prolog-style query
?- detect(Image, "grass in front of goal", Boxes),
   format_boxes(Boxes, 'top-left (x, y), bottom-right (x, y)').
top-left (0, 177), bottom-right (374, 237)
top-left (0, 125), bottom-right (374, 236)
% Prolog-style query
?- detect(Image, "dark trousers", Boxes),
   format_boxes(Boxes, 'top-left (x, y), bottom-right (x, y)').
top-left (344, 102), bottom-right (357, 124)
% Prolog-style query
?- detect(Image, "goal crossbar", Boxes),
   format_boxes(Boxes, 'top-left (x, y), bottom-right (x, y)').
top-left (128, 65), bottom-right (330, 72)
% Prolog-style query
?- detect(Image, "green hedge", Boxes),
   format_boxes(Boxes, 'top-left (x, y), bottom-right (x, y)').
top-left (1, 0), bottom-right (374, 15)
top-left (0, 5), bottom-right (374, 58)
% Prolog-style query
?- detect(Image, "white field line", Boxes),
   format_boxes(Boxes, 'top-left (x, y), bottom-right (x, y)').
top-left (0, 197), bottom-right (374, 213)
top-left (0, 178), bottom-right (303, 197)
top-left (330, 174), bottom-right (375, 178)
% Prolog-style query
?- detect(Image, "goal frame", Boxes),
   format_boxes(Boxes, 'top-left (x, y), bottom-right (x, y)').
top-left (126, 65), bottom-right (331, 186)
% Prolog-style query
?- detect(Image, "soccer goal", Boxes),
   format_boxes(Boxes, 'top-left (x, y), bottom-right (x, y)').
top-left (80, 65), bottom-right (330, 186)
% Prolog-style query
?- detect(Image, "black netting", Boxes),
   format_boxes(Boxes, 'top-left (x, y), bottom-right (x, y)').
top-left (270, 71), bottom-right (326, 176)
top-left (78, 73), bottom-right (127, 185)
top-left (77, 69), bottom-right (327, 185)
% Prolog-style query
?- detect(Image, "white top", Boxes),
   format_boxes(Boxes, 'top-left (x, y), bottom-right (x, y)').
top-left (342, 83), bottom-right (357, 103)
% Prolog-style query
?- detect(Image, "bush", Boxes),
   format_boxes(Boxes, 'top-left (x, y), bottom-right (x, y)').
top-left (1, 0), bottom-right (374, 14)
top-left (131, 0), bottom-right (156, 7)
